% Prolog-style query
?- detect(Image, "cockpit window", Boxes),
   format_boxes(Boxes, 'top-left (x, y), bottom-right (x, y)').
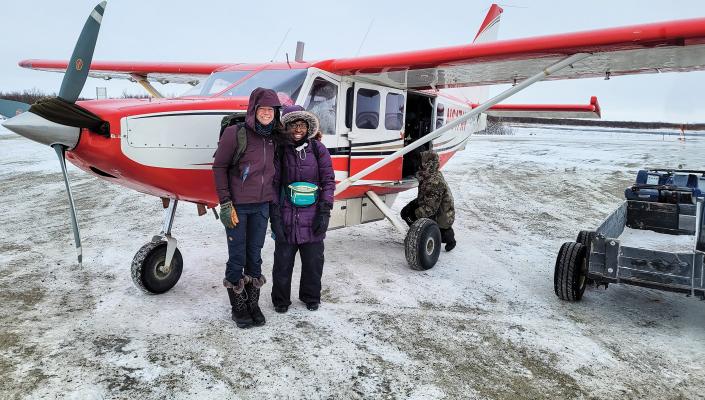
top-left (218, 69), bottom-right (308, 104)
top-left (180, 71), bottom-right (253, 97)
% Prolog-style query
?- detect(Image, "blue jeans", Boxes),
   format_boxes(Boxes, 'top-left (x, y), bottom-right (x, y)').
top-left (224, 202), bottom-right (269, 283)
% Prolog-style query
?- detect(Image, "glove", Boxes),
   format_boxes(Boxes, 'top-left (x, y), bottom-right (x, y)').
top-left (269, 203), bottom-right (286, 242)
top-left (219, 201), bottom-right (239, 229)
top-left (312, 202), bottom-right (332, 236)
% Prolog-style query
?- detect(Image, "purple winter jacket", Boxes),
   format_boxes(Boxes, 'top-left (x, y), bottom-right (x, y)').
top-left (212, 88), bottom-right (281, 205)
top-left (273, 139), bottom-right (336, 244)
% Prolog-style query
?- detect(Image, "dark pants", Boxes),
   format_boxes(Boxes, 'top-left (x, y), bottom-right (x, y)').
top-left (400, 199), bottom-right (455, 244)
top-left (224, 202), bottom-right (269, 283)
top-left (271, 241), bottom-right (324, 307)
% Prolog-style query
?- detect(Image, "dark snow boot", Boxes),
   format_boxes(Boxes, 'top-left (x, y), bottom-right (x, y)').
top-left (224, 277), bottom-right (253, 328)
top-left (244, 275), bottom-right (266, 326)
top-left (441, 228), bottom-right (457, 252)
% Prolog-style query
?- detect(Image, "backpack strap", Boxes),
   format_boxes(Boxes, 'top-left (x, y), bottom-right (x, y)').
top-left (232, 124), bottom-right (248, 167)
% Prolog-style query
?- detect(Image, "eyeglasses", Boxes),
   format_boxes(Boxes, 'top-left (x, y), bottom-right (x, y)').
top-left (288, 122), bottom-right (308, 130)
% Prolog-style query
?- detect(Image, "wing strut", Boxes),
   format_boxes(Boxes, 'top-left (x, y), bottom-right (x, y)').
top-left (334, 52), bottom-right (592, 195)
top-left (131, 74), bottom-right (164, 98)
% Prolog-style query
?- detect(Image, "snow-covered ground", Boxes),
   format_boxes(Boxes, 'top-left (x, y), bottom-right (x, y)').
top-left (1, 125), bottom-right (704, 399)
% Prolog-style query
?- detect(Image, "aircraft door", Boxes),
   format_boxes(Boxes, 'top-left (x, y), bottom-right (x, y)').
top-left (349, 82), bottom-right (405, 182)
top-left (298, 71), bottom-right (341, 151)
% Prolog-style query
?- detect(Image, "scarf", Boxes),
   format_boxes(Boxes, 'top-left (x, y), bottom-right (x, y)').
top-left (255, 120), bottom-right (274, 136)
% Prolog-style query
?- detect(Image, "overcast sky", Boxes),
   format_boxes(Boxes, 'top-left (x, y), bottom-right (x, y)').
top-left (2, 0), bottom-right (704, 122)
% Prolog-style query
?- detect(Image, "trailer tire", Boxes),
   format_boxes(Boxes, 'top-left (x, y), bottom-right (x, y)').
top-left (554, 242), bottom-right (588, 301)
top-left (575, 230), bottom-right (595, 285)
top-left (405, 218), bottom-right (442, 271)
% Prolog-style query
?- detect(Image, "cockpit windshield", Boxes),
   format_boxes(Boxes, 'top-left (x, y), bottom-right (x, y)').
top-left (180, 71), bottom-right (252, 97)
top-left (180, 69), bottom-right (308, 104)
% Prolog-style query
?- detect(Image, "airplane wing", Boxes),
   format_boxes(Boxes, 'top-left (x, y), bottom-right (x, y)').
top-left (484, 96), bottom-right (601, 119)
top-left (17, 60), bottom-right (234, 85)
top-left (313, 18), bottom-right (705, 89)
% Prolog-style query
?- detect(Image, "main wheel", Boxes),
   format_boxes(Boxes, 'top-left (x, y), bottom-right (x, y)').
top-left (131, 241), bottom-right (183, 294)
top-left (554, 242), bottom-right (588, 301)
top-left (405, 218), bottom-right (442, 271)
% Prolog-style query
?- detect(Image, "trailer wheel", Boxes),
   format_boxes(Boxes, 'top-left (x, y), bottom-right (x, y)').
top-left (575, 230), bottom-right (595, 285)
top-left (554, 242), bottom-right (588, 301)
top-left (405, 218), bottom-right (442, 271)
top-left (131, 241), bottom-right (183, 294)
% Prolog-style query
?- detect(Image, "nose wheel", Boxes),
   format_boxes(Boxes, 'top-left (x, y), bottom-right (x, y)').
top-left (131, 240), bottom-right (183, 294)
top-left (132, 198), bottom-right (183, 294)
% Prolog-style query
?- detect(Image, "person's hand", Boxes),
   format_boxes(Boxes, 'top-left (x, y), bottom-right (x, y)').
top-left (313, 202), bottom-right (332, 236)
top-left (219, 202), bottom-right (238, 229)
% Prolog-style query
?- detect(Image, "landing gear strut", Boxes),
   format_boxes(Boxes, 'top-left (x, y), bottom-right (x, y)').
top-left (131, 199), bottom-right (183, 294)
top-left (365, 191), bottom-right (441, 270)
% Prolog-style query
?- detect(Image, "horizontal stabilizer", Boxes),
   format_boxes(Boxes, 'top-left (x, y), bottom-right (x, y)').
top-left (0, 99), bottom-right (31, 119)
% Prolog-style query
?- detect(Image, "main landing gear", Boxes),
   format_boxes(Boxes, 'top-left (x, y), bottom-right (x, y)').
top-left (132, 199), bottom-right (183, 294)
top-left (365, 191), bottom-right (442, 270)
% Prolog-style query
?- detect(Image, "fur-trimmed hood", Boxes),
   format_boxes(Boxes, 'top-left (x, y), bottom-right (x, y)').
top-left (281, 105), bottom-right (320, 139)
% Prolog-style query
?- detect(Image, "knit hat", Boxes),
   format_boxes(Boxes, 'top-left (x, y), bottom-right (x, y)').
top-left (280, 105), bottom-right (320, 139)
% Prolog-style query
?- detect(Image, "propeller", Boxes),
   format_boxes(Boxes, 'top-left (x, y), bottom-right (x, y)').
top-left (59, 1), bottom-right (106, 103)
top-left (2, 2), bottom-right (107, 267)
top-left (53, 145), bottom-right (83, 267)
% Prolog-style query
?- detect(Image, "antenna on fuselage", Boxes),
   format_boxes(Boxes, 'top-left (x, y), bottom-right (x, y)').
top-left (295, 41), bottom-right (305, 62)
top-left (356, 18), bottom-right (375, 56)
top-left (271, 27), bottom-right (292, 62)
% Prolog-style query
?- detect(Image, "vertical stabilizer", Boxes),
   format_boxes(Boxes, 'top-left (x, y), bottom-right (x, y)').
top-left (473, 4), bottom-right (503, 44)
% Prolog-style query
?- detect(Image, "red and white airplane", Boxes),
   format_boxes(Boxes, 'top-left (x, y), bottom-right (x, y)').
top-left (3, 2), bottom-right (705, 293)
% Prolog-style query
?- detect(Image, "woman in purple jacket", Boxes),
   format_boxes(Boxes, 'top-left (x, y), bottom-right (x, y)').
top-left (270, 105), bottom-right (336, 313)
top-left (212, 87), bottom-right (282, 328)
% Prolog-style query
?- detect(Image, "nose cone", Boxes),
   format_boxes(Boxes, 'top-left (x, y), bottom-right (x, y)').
top-left (2, 112), bottom-right (81, 149)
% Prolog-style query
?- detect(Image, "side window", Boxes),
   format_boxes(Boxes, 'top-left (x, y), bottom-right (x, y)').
top-left (436, 102), bottom-right (445, 129)
top-left (356, 88), bottom-right (380, 129)
top-left (385, 93), bottom-right (404, 130)
top-left (304, 77), bottom-right (338, 135)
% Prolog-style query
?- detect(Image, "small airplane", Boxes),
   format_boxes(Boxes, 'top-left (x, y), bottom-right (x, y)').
top-left (3, 2), bottom-right (705, 294)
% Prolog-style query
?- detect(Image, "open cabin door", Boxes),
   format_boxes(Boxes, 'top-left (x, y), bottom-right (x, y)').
top-left (348, 82), bottom-right (405, 183)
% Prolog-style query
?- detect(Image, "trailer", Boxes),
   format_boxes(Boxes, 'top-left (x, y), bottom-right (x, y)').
top-left (554, 169), bottom-right (705, 302)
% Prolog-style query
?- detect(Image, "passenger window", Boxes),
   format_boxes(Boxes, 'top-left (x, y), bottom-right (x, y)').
top-left (436, 103), bottom-right (445, 129)
top-left (385, 93), bottom-right (405, 130)
top-left (356, 89), bottom-right (380, 129)
top-left (304, 77), bottom-right (338, 135)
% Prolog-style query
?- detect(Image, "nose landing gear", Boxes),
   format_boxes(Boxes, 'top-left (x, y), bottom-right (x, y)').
top-left (131, 199), bottom-right (183, 294)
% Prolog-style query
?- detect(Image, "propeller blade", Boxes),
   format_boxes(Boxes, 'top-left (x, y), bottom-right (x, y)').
top-left (58, 1), bottom-right (107, 103)
top-left (0, 99), bottom-right (30, 119)
top-left (53, 145), bottom-right (83, 267)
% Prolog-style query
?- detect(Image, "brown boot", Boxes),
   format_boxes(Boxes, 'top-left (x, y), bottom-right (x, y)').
top-left (244, 275), bottom-right (266, 326)
top-left (224, 277), bottom-right (253, 328)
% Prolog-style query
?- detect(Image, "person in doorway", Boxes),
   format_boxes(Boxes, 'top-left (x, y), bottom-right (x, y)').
top-left (400, 150), bottom-right (457, 251)
top-left (270, 105), bottom-right (335, 313)
top-left (212, 87), bottom-right (282, 328)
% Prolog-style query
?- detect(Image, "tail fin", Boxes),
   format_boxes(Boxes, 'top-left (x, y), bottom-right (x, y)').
top-left (473, 4), bottom-right (503, 43)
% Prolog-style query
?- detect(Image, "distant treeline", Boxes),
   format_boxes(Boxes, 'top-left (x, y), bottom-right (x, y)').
top-left (0, 89), bottom-right (149, 104)
top-left (488, 116), bottom-right (705, 131)
top-left (0, 89), bottom-right (54, 104)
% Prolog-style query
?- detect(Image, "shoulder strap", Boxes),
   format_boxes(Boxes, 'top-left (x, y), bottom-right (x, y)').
top-left (232, 124), bottom-right (248, 166)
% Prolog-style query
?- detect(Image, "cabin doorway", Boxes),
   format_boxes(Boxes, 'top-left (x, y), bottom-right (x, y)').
top-left (402, 92), bottom-right (435, 178)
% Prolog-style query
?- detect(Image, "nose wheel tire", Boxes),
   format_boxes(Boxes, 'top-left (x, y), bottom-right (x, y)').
top-left (405, 218), bottom-right (442, 271)
top-left (554, 242), bottom-right (588, 301)
top-left (131, 240), bottom-right (183, 294)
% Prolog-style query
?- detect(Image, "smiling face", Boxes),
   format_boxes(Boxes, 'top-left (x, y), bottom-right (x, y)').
top-left (287, 120), bottom-right (308, 141)
top-left (256, 106), bottom-right (275, 125)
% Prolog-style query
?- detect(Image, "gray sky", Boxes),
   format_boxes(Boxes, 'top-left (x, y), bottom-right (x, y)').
top-left (2, 0), bottom-right (704, 122)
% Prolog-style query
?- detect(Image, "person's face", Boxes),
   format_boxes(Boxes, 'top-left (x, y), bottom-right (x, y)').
top-left (287, 120), bottom-right (308, 141)
top-left (256, 106), bottom-right (275, 125)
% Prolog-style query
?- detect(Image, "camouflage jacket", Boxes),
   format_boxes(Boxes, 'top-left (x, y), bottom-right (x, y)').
top-left (415, 151), bottom-right (455, 229)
